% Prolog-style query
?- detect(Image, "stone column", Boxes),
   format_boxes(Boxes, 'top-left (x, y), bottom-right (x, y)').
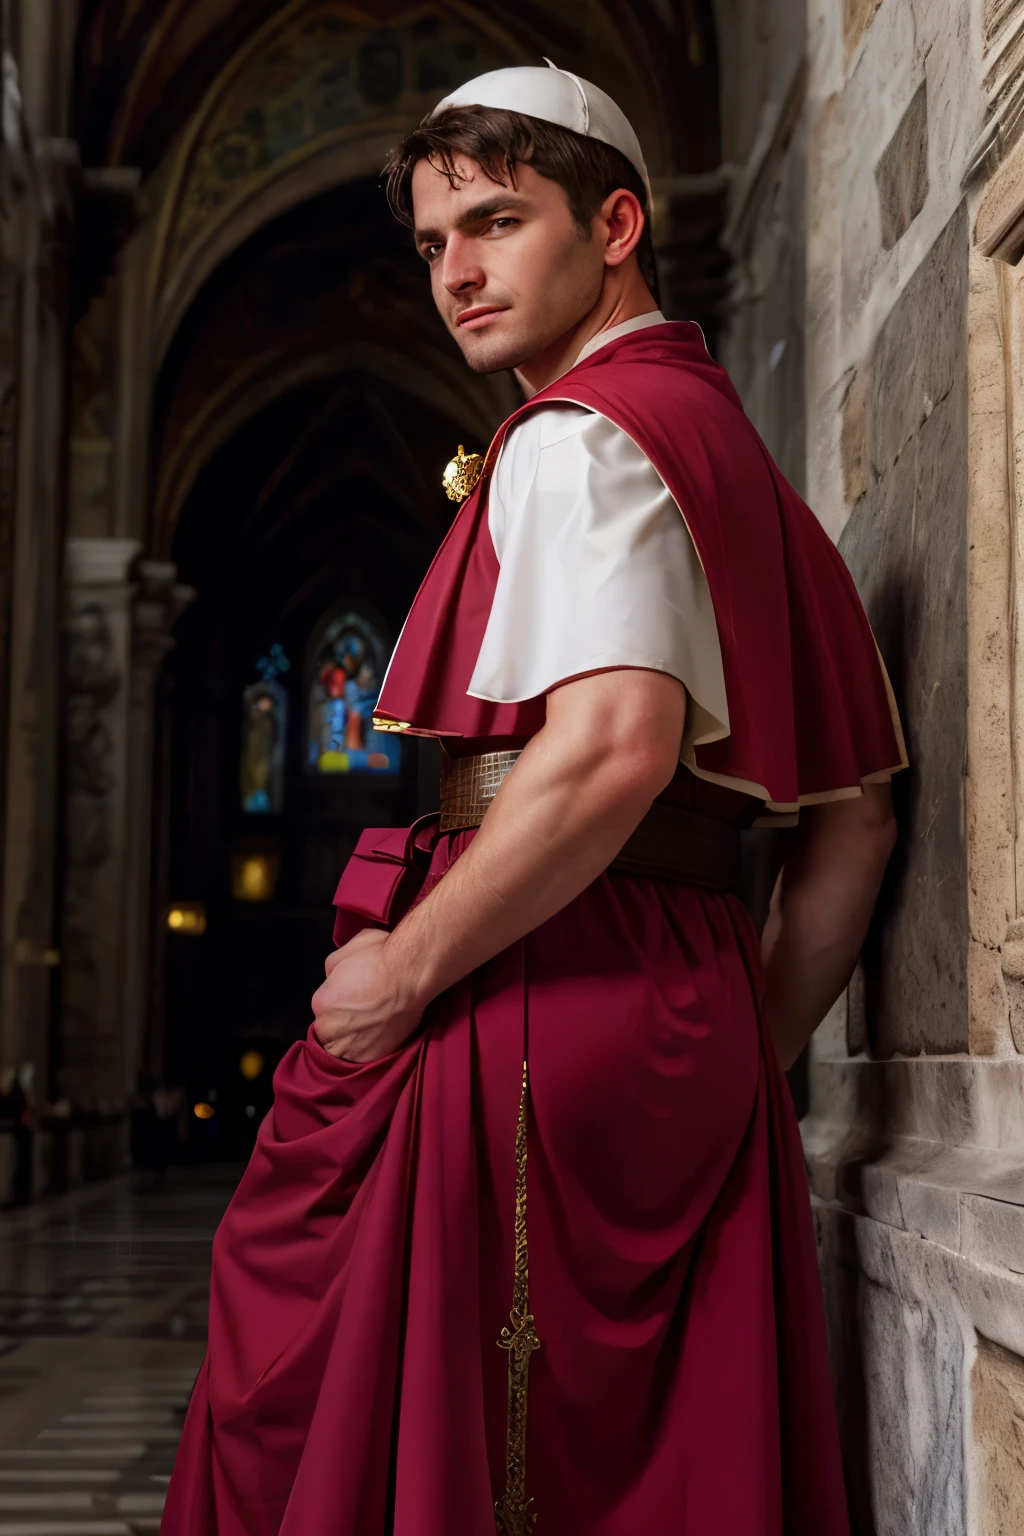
top-left (60, 542), bottom-right (194, 1114)
top-left (122, 561), bottom-right (194, 1095)
top-left (0, 115), bottom-right (77, 1089)
top-left (0, 2), bottom-right (21, 783)
top-left (60, 537), bottom-right (140, 1110)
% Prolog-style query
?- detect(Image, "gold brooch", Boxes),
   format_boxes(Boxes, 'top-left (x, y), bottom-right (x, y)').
top-left (442, 443), bottom-right (484, 503)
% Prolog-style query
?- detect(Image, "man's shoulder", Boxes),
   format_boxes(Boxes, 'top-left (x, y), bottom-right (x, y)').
top-left (503, 401), bottom-right (592, 452)
top-left (494, 403), bottom-right (592, 495)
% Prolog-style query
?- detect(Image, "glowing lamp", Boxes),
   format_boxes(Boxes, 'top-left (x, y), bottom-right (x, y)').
top-left (193, 1102), bottom-right (215, 1120)
top-left (166, 903), bottom-right (206, 935)
top-left (239, 1050), bottom-right (265, 1082)
top-left (242, 858), bottom-right (269, 899)
top-left (232, 854), bottom-right (278, 902)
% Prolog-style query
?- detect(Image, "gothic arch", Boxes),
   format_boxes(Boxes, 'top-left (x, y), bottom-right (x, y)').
top-left (142, 0), bottom-right (675, 364)
top-left (152, 338), bottom-right (514, 555)
top-left (80, 0), bottom-right (691, 560)
top-left (47, 0), bottom-right (725, 1132)
top-left (148, 1), bottom-right (529, 361)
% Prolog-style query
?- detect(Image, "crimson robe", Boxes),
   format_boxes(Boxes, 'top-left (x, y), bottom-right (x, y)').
top-left (162, 323), bottom-right (904, 1535)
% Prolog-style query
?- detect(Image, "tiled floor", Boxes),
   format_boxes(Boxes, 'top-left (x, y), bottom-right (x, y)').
top-left (0, 1167), bottom-right (237, 1534)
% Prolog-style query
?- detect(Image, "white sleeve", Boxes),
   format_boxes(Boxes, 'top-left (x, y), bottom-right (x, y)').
top-left (468, 407), bottom-right (730, 752)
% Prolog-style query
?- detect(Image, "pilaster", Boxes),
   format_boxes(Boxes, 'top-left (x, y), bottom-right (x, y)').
top-left (122, 561), bottom-right (194, 1095)
top-left (60, 536), bottom-right (140, 1109)
top-left (59, 539), bottom-right (193, 1112)
top-left (0, 121), bottom-right (77, 1091)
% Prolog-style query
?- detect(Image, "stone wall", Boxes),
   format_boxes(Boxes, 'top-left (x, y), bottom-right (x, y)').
top-left (713, 0), bottom-right (808, 488)
top-left (717, 0), bottom-right (1024, 1530)
top-left (839, 204), bottom-right (969, 1057)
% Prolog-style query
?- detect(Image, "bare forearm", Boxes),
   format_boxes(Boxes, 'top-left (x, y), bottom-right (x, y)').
top-left (761, 788), bottom-right (896, 1068)
top-left (382, 674), bottom-right (684, 1010)
top-left (761, 882), bottom-right (878, 1069)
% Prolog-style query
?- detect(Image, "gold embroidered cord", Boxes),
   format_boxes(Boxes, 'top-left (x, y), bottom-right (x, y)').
top-left (494, 1060), bottom-right (541, 1536)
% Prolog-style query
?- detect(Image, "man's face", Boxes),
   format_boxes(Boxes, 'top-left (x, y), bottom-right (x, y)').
top-left (411, 156), bottom-right (606, 374)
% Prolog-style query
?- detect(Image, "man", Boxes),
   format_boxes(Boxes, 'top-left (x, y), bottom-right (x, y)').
top-left (163, 63), bottom-right (904, 1536)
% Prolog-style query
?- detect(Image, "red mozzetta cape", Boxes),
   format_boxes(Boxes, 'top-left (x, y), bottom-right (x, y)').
top-left (375, 320), bottom-right (906, 811)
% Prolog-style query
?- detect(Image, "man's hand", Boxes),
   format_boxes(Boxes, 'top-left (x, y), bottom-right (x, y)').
top-left (311, 929), bottom-right (425, 1061)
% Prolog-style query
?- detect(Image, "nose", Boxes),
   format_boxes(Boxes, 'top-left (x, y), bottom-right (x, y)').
top-left (440, 232), bottom-right (485, 298)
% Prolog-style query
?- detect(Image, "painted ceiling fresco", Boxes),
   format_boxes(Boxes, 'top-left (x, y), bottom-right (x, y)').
top-left (168, 4), bottom-right (517, 269)
top-left (75, 0), bottom-right (719, 176)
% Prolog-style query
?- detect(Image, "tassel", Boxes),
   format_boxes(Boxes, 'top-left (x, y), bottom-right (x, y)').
top-left (494, 1061), bottom-right (541, 1535)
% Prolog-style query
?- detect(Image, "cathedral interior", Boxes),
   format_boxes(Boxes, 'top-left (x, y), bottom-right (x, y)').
top-left (3, 0), bottom-right (1024, 1530)
top-left (3, 0), bottom-right (724, 1160)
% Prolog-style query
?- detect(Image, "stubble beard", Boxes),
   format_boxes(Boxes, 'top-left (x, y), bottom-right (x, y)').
top-left (454, 327), bottom-right (536, 376)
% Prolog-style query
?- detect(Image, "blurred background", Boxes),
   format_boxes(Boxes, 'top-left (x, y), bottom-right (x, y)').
top-left (0, 0), bottom-right (736, 1179)
top-left (2, 0), bottom-right (1023, 1531)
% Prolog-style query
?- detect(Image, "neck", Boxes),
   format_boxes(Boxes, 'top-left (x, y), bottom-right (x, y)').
top-left (514, 273), bottom-right (658, 398)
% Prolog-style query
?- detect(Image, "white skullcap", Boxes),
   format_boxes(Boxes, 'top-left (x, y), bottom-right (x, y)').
top-left (430, 60), bottom-right (651, 206)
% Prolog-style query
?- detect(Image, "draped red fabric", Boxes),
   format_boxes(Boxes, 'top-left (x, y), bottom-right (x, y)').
top-left (162, 829), bottom-right (851, 1536)
top-left (160, 325), bottom-right (875, 1534)
top-left (374, 321), bottom-right (905, 809)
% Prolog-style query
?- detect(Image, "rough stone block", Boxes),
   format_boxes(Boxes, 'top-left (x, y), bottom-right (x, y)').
top-left (875, 80), bottom-right (930, 252)
top-left (866, 202), bottom-right (967, 477)
top-left (816, 1205), bottom-right (969, 1536)
top-left (807, 1062), bottom-right (1024, 1217)
top-left (961, 1196), bottom-right (1024, 1276)
top-left (970, 1336), bottom-right (1024, 1534)
top-left (897, 1175), bottom-right (961, 1252)
top-left (840, 204), bottom-right (969, 1056)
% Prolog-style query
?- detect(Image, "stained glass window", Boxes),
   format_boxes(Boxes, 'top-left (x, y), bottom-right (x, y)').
top-left (240, 646), bottom-right (289, 814)
top-left (307, 611), bottom-right (400, 776)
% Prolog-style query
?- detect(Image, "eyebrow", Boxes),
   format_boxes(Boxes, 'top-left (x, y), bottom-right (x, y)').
top-left (414, 194), bottom-right (531, 247)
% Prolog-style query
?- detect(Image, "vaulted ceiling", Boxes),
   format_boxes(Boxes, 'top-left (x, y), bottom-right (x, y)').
top-left (74, 0), bottom-right (721, 177)
top-left (66, 0), bottom-right (727, 566)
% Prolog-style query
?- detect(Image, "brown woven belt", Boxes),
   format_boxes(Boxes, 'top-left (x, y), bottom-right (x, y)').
top-left (440, 750), bottom-right (743, 897)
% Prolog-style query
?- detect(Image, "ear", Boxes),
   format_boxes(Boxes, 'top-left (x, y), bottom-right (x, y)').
top-left (598, 188), bottom-right (646, 268)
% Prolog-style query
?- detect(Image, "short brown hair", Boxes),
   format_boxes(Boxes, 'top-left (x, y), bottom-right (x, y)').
top-left (384, 104), bottom-right (660, 303)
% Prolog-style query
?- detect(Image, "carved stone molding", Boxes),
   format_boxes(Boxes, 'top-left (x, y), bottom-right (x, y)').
top-left (131, 559), bottom-right (195, 699)
top-left (974, 129), bottom-right (1024, 263)
top-left (967, 5), bottom-right (1024, 215)
top-left (60, 538), bottom-right (196, 1108)
top-left (65, 535), bottom-right (141, 588)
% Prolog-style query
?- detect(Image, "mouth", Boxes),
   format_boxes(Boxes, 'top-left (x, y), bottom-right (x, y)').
top-left (455, 305), bottom-right (508, 331)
